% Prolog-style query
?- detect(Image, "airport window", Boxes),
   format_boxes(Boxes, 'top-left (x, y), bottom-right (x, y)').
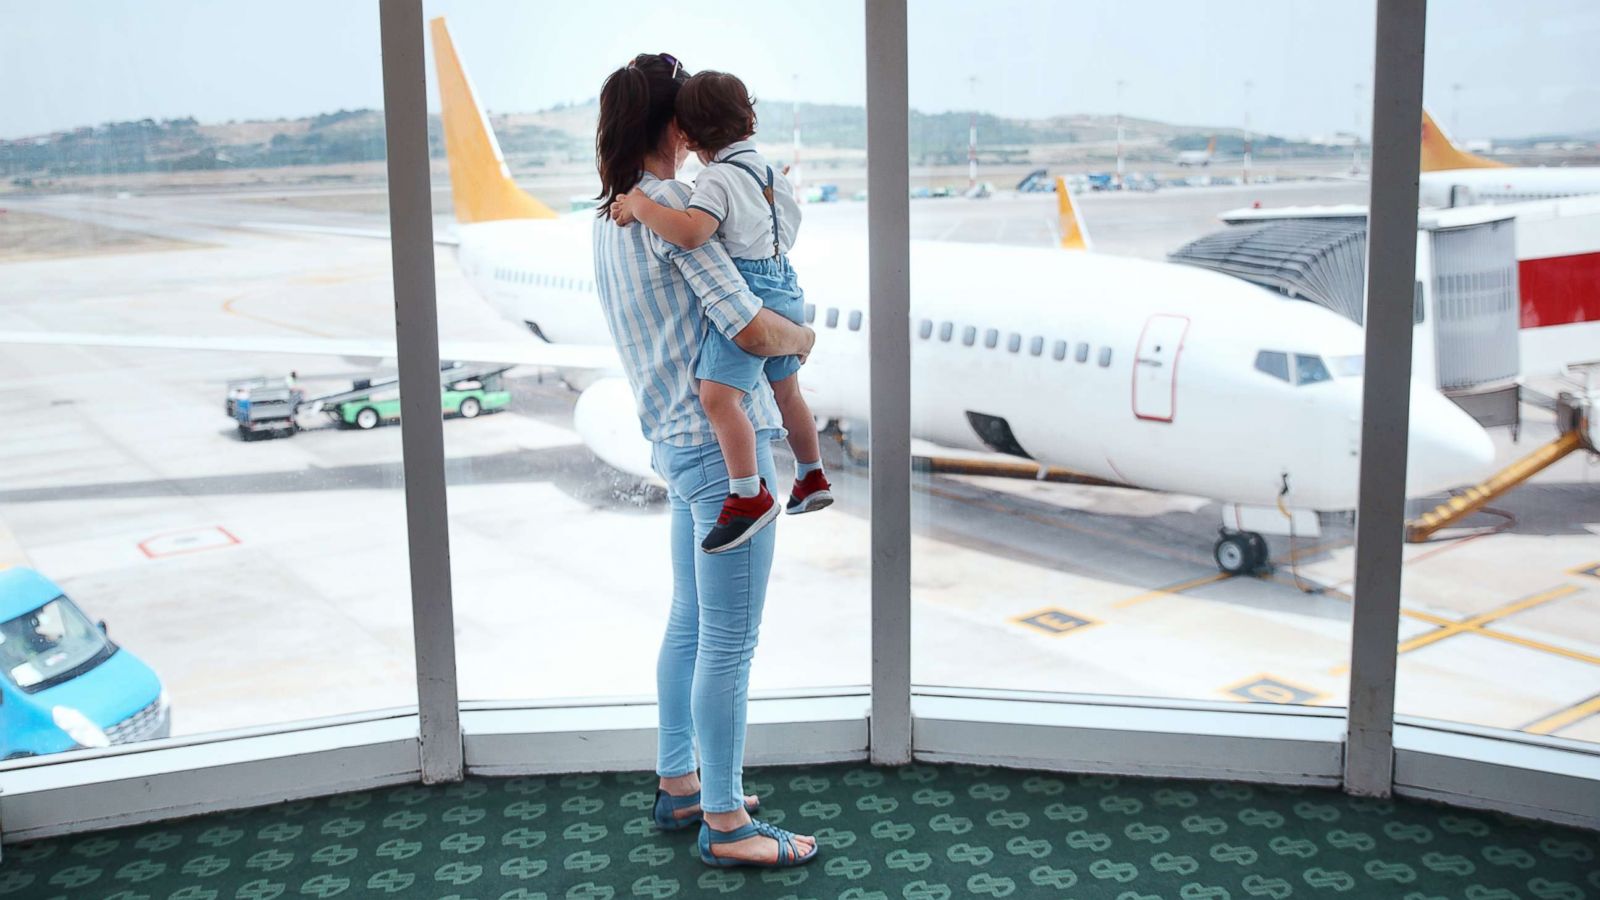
top-left (939, 321), bottom-right (954, 342)
top-left (848, 310), bottom-right (863, 331)
top-left (1029, 336), bottom-right (1044, 357)
top-left (805, 303), bottom-right (817, 324)
top-left (984, 328), bottom-right (999, 348)
top-left (1254, 350), bottom-right (1291, 382)
top-left (962, 325), bottom-right (977, 346)
top-left (1098, 346), bottom-right (1112, 367)
top-left (1075, 342), bottom-right (1090, 363)
top-left (826, 307), bottom-right (840, 329)
top-left (1052, 340), bottom-right (1068, 361)
top-left (1414, 281), bottom-right (1426, 324)
top-left (1007, 333), bottom-right (1022, 353)
top-left (918, 319), bottom-right (933, 339)
top-left (1294, 353), bottom-right (1332, 386)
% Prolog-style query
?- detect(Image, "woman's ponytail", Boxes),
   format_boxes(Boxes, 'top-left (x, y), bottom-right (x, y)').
top-left (595, 55), bottom-right (683, 214)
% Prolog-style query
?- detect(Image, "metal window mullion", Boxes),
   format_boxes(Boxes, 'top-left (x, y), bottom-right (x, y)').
top-left (378, 0), bottom-right (464, 783)
top-left (865, 0), bottom-right (912, 765)
top-left (1345, 0), bottom-right (1428, 797)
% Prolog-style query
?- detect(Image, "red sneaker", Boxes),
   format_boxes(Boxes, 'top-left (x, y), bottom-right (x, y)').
top-left (785, 469), bottom-right (834, 515)
top-left (701, 481), bottom-right (779, 554)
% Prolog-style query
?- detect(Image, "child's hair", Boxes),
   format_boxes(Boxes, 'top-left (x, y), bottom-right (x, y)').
top-left (674, 71), bottom-right (757, 154)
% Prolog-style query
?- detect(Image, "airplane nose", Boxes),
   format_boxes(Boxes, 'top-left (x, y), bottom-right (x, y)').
top-left (1404, 385), bottom-right (1497, 496)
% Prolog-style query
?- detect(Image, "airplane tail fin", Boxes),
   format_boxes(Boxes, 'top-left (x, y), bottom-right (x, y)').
top-left (429, 17), bottom-right (558, 222)
top-left (1421, 108), bottom-right (1505, 172)
top-left (1055, 177), bottom-right (1091, 251)
top-left (1205, 135), bottom-right (1217, 157)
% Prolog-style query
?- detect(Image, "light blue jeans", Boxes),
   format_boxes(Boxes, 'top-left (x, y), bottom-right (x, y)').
top-left (651, 430), bottom-right (780, 813)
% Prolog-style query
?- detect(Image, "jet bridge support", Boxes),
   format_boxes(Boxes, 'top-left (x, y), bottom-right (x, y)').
top-left (1406, 390), bottom-right (1595, 542)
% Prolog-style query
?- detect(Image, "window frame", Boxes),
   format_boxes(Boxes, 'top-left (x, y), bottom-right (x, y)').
top-left (4, 0), bottom-right (1591, 842)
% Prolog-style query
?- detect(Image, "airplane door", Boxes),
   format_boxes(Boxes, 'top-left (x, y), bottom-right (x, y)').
top-left (1133, 314), bottom-right (1189, 422)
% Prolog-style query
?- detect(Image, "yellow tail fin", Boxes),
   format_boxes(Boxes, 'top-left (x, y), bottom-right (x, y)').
top-left (1055, 177), bottom-right (1090, 251)
top-left (1205, 135), bottom-right (1216, 156)
top-left (1421, 108), bottom-right (1505, 172)
top-left (430, 18), bottom-right (558, 222)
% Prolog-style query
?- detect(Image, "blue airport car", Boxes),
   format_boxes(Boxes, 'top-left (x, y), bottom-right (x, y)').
top-left (0, 568), bottom-right (169, 758)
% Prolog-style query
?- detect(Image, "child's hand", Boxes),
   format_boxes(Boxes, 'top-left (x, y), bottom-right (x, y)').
top-left (610, 188), bottom-right (646, 226)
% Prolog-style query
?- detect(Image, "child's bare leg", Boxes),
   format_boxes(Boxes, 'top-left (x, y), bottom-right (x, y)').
top-left (770, 375), bottom-right (820, 467)
top-left (700, 380), bottom-right (760, 495)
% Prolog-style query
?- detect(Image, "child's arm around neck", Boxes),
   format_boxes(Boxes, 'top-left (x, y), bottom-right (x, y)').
top-left (617, 189), bottom-right (719, 250)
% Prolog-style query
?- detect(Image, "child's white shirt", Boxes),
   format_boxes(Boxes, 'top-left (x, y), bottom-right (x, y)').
top-left (686, 140), bottom-right (802, 261)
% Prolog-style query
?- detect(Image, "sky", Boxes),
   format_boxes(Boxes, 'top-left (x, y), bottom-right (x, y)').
top-left (3, 0), bottom-right (1598, 142)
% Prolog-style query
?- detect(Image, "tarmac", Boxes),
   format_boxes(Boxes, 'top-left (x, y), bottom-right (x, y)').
top-left (0, 174), bottom-right (1594, 748)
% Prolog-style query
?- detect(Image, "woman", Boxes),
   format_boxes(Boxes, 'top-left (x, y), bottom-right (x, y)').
top-left (591, 53), bottom-right (819, 868)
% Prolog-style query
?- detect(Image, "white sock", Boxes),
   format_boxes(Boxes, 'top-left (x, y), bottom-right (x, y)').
top-left (795, 459), bottom-right (824, 478)
top-left (729, 475), bottom-right (760, 498)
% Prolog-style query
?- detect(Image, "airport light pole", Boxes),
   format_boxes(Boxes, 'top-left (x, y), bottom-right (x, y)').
top-left (967, 75), bottom-right (979, 192)
top-left (1352, 81), bottom-right (1365, 174)
top-left (1114, 78), bottom-right (1126, 189)
top-left (791, 73), bottom-right (803, 193)
top-left (1242, 78), bottom-right (1254, 184)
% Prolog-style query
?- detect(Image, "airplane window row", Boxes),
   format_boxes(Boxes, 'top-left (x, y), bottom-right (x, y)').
top-left (1254, 350), bottom-right (1357, 385)
top-left (799, 303), bottom-right (1115, 369)
top-left (493, 268), bottom-right (595, 294)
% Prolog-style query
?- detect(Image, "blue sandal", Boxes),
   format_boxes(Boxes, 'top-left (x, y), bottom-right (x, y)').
top-left (698, 818), bottom-right (818, 868)
top-left (652, 789), bottom-right (760, 831)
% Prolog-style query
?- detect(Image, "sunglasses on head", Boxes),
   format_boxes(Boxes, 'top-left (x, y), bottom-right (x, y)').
top-left (628, 52), bottom-right (686, 83)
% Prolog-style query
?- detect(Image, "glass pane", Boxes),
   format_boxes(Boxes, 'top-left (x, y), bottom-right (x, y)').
top-left (0, 3), bottom-right (411, 761)
top-left (1395, 0), bottom-right (1600, 746)
top-left (909, 0), bottom-right (1380, 709)
top-left (424, 3), bottom-right (871, 703)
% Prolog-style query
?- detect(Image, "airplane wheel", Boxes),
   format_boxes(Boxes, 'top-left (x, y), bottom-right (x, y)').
top-left (459, 397), bottom-right (481, 419)
top-left (355, 407), bottom-right (381, 430)
top-left (1214, 533), bottom-right (1257, 575)
top-left (1245, 532), bottom-right (1269, 568)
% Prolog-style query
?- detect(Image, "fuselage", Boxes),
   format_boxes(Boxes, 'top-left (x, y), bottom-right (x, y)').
top-left (454, 214), bottom-right (1493, 511)
top-left (1420, 166), bottom-right (1600, 208)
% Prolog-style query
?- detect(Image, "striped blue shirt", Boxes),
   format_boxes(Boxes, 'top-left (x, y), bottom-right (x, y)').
top-left (592, 173), bottom-right (783, 447)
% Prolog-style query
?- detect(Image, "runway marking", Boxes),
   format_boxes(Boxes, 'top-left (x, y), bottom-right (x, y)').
top-left (221, 291), bottom-right (340, 337)
top-left (138, 525), bottom-right (241, 559)
top-left (1012, 608), bottom-right (1099, 636)
top-left (1521, 692), bottom-right (1600, 736)
top-left (1570, 561), bottom-right (1600, 581)
top-left (1393, 584), bottom-right (1581, 657)
top-left (1222, 674), bottom-right (1325, 705)
top-left (1112, 572), bottom-right (1231, 608)
top-left (1324, 586), bottom-right (1592, 675)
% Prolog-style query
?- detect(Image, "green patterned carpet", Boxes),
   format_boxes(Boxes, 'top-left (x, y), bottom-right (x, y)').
top-left (3, 763), bottom-right (1596, 899)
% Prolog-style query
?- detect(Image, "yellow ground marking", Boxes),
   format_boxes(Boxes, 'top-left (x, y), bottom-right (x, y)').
top-left (221, 291), bottom-right (339, 338)
top-left (1325, 585), bottom-right (1590, 675)
top-left (1220, 673), bottom-right (1327, 705)
top-left (1011, 607), bottom-right (1100, 637)
top-left (1569, 561), bottom-right (1600, 582)
top-left (1522, 693), bottom-right (1600, 736)
top-left (1112, 572), bottom-right (1232, 609)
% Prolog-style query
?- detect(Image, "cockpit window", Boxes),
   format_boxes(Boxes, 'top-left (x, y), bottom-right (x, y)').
top-left (1294, 354), bottom-right (1332, 386)
top-left (1331, 355), bottom-right (1365, 377)
top-left (1254, 350), bottom-right (1290, 382)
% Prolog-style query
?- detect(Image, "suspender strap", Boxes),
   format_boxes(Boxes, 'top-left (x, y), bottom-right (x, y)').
top-left (717, 150), bottom-right (782, 259)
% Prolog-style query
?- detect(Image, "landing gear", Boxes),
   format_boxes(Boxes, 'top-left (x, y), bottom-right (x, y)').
top-left (1214, 528), bottom-right (1268, 575)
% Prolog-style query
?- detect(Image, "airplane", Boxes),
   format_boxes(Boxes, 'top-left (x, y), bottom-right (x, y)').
top-left (0, 18), bottom-right (1497, 577)
top-left (1420, 109), bottom-right (1600, 207)
top-left (1176, 136), bottom-right (1218, 167)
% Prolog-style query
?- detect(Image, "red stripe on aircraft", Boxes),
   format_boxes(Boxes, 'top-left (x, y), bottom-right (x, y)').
top-left (1519, 251), bottom-right (1600, 328)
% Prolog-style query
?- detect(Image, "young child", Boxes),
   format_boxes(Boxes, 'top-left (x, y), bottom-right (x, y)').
top-left (612, 70), bottom-right (831, 554)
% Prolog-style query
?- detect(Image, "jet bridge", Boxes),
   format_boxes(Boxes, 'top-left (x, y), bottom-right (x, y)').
top-left (1169, 209), bottom-right (1524, 432)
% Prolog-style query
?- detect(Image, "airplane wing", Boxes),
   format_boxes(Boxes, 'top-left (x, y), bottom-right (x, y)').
top-left (238, 220), bottom-right (461, 247)
top-left (0, 330), bottom-right (619, 371)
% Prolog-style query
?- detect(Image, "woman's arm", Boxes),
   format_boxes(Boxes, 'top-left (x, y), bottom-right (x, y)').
top-left (616, 189), bottom-right (719, 249)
